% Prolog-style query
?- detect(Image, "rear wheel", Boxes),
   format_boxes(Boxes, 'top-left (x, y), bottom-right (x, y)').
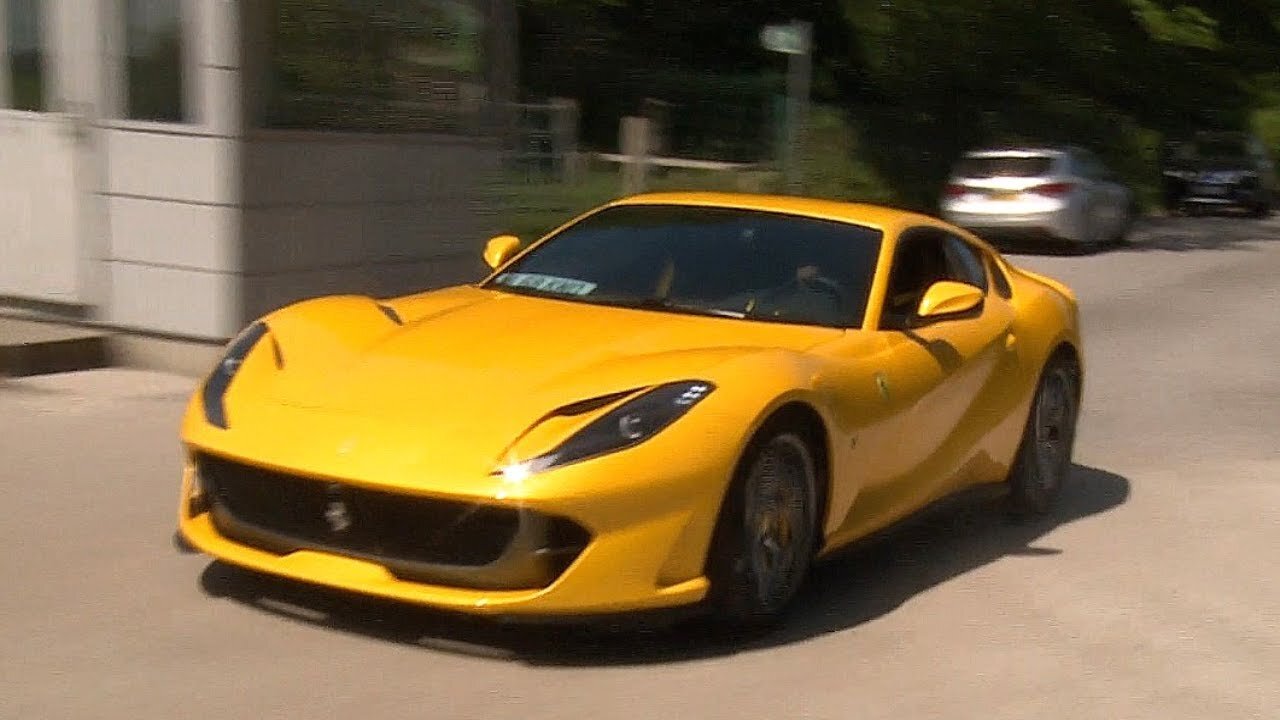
top-left (1008, 356), bottom-right (1080, 516)
top-left (706, 426), bottom-right (818, 629)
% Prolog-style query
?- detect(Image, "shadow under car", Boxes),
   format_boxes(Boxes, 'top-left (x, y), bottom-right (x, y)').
top-left (195, 463), bottom-right (1130, 666)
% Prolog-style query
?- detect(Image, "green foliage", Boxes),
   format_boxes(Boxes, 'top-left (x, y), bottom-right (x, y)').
top-left (826, 0), bottom-right (1278, 209)
top-left (508, 0), bottom-right (1280, 212)
top-left (406, 0), bottom-right (1280, 214)
top-left (1252, 102), bottom-right (1280, 186)
top-left (489, 161), bottom-right (768, 240)
top-left (266, 0), bottom-right (487, 131)
top-left (272, 0), bottom-right (397, 98)
top-left (1126, 0), bottom-right (1220, 49)
top-left (794, 105), bottom-right (896, 205)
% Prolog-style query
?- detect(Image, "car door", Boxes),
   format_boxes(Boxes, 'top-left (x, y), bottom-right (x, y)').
top-left (836, 227), bottom-right (1019, 536)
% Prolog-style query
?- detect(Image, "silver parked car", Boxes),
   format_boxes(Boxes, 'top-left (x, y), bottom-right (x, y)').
top-left (940, 146), bottom-right (1136, 251)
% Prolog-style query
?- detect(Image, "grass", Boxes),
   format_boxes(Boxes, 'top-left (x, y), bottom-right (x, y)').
top-left (485, 100), bottom-right (1239, 239)
top-left (485, 105), bottom-right (904, 240)
top-left (486, 161), bottom-right (777, 240)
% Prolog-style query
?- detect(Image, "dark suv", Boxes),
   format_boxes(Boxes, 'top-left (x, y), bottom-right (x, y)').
top-left (1161, 132), bottom-right (1276, 217)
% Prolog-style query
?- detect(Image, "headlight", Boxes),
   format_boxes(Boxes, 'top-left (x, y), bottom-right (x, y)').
top-left (201, 321), bottom-right (268, 428)
top-left (503, 380), bottom-right (716, 478)
top-left (186, 461), bottom-right (211, 515)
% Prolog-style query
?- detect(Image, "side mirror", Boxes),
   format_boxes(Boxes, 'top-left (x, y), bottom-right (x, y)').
top-left (483, 234), bottom-right (522, 270)
top-left (914, 280), bottom-right (984, 324)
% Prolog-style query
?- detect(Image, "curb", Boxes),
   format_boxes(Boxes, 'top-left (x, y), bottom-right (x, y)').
top-left (1, 312), bottom-right (224, 379)
top-left (0, 321), bottom-right (112, 378)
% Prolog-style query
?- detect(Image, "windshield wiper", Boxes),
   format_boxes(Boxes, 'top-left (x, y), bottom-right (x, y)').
top-left (591, 295), bottom-right (747, 319)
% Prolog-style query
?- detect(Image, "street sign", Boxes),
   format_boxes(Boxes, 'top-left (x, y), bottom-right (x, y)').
top-left (760, 23), bottom-right (810, 55)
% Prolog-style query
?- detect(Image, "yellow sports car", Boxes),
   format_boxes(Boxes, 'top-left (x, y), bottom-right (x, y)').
top-left (176, 192), bottom-right (1082, 628)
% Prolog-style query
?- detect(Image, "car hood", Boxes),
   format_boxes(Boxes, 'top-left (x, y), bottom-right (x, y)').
top-left (248, 286), bottom-right (841, 469)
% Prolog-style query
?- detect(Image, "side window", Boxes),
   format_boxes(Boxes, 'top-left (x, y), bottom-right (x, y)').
top-left (883, 229), bottom-right (949, 326)
top-left (124, 0), bottom-right (187, 122)
top-left (943, 234), bottom-right (987, 290)
top-left (884, 228), bottom-right (997, 328)
top-left (5, 0), bottom-right (45, 111)
top-left (986, 253), bottom-right (1014, 299)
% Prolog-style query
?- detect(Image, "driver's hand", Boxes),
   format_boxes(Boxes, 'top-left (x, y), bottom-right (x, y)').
top-left (796, 264), bottom-right (821, 282)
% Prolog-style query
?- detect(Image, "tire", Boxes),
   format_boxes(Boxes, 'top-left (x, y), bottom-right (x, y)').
top-left (1064, 239), bottom-right (1101, 256)
top-left (705, 425), bottom-right (819, 629)
top-left (1007, 356), bottom-right (1080, 517)
top-left (1114, 199), bottom-right (1139, 245)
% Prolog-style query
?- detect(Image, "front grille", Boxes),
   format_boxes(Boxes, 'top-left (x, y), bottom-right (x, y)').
top-left (197, 453), bottom-right (521, 568)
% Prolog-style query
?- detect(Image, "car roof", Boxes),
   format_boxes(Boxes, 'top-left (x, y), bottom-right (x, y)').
top-left (606, 191), bottom-right (937, 232)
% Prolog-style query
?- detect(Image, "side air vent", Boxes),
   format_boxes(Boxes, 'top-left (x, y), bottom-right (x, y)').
top-left (377, 304), bottom-right (403, 325)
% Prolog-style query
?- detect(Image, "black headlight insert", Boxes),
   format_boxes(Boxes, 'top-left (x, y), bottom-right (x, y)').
top-left (534, 380), bottom-right (716, 470)
top-left (202, 322), bottom-right (268, 429)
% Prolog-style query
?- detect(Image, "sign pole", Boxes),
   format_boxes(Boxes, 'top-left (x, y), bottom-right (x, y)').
top-left (761, 20), bottom-right (813, 194)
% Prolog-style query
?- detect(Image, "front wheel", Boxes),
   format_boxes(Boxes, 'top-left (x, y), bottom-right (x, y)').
top-left (1008, 357), bottom-right (1080, 516)
top-left (706, 427), bottom-right (819, 629)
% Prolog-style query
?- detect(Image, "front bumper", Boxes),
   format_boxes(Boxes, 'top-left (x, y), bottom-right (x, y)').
top-left (942, 206), bottom-right (1084, 243)
top-left (176, 417), bottom-right (736, 618)
top-left (1181, 181), bottom-right (1265, 207)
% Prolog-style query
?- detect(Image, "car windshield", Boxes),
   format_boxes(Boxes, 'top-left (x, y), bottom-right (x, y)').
top-left (954, 155), bottom-right (1056, 178)
top-left (483, 204), bottom-right (884, 329)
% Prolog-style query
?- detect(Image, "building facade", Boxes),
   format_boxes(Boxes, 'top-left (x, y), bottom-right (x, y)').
top-left (1, 0), bottom-right (515, 342)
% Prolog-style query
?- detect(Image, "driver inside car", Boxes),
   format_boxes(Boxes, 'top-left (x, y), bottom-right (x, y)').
top-left (749, 260), bottom-right (849, 324)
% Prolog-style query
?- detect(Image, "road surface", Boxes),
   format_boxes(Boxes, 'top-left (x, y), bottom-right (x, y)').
top-left (2, 214), bottom-right (1277, 719)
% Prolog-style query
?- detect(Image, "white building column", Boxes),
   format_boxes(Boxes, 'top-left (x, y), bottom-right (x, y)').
top-left (46, 0), bottom-right (112, 313)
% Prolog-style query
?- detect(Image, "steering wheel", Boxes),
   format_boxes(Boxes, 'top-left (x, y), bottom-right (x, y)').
top-left (753, 268), bottom-right (850, 319)
top-left (795, 272), bottom-right (848, 303)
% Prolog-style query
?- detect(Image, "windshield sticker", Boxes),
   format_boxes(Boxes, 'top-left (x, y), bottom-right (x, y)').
top-left (494, 272), bottom-right (598, 296)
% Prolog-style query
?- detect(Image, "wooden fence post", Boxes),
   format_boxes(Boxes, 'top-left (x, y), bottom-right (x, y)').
top-left (549, 97), bottom-right (580, 183)
top-left (620, 116), bottom-right (651, 195)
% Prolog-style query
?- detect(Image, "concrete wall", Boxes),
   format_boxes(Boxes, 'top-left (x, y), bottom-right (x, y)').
top-left (238, 131), bottom-right (500, 323)
top-left (99, 128), bottom-right (241, 339)
top-left (95, 0), bottom-right (247, 340)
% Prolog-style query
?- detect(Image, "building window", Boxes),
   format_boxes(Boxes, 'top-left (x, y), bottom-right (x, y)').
top-left (264, 0), bottom-right (488, 133)
top-left (124, 0), bottom-right (185, 122)
top-left (5, 0), bottom-right (43, 111)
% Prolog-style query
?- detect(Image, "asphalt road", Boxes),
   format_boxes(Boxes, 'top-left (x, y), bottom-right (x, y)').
top-left (3, 214), bottom-right (1278, 719)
